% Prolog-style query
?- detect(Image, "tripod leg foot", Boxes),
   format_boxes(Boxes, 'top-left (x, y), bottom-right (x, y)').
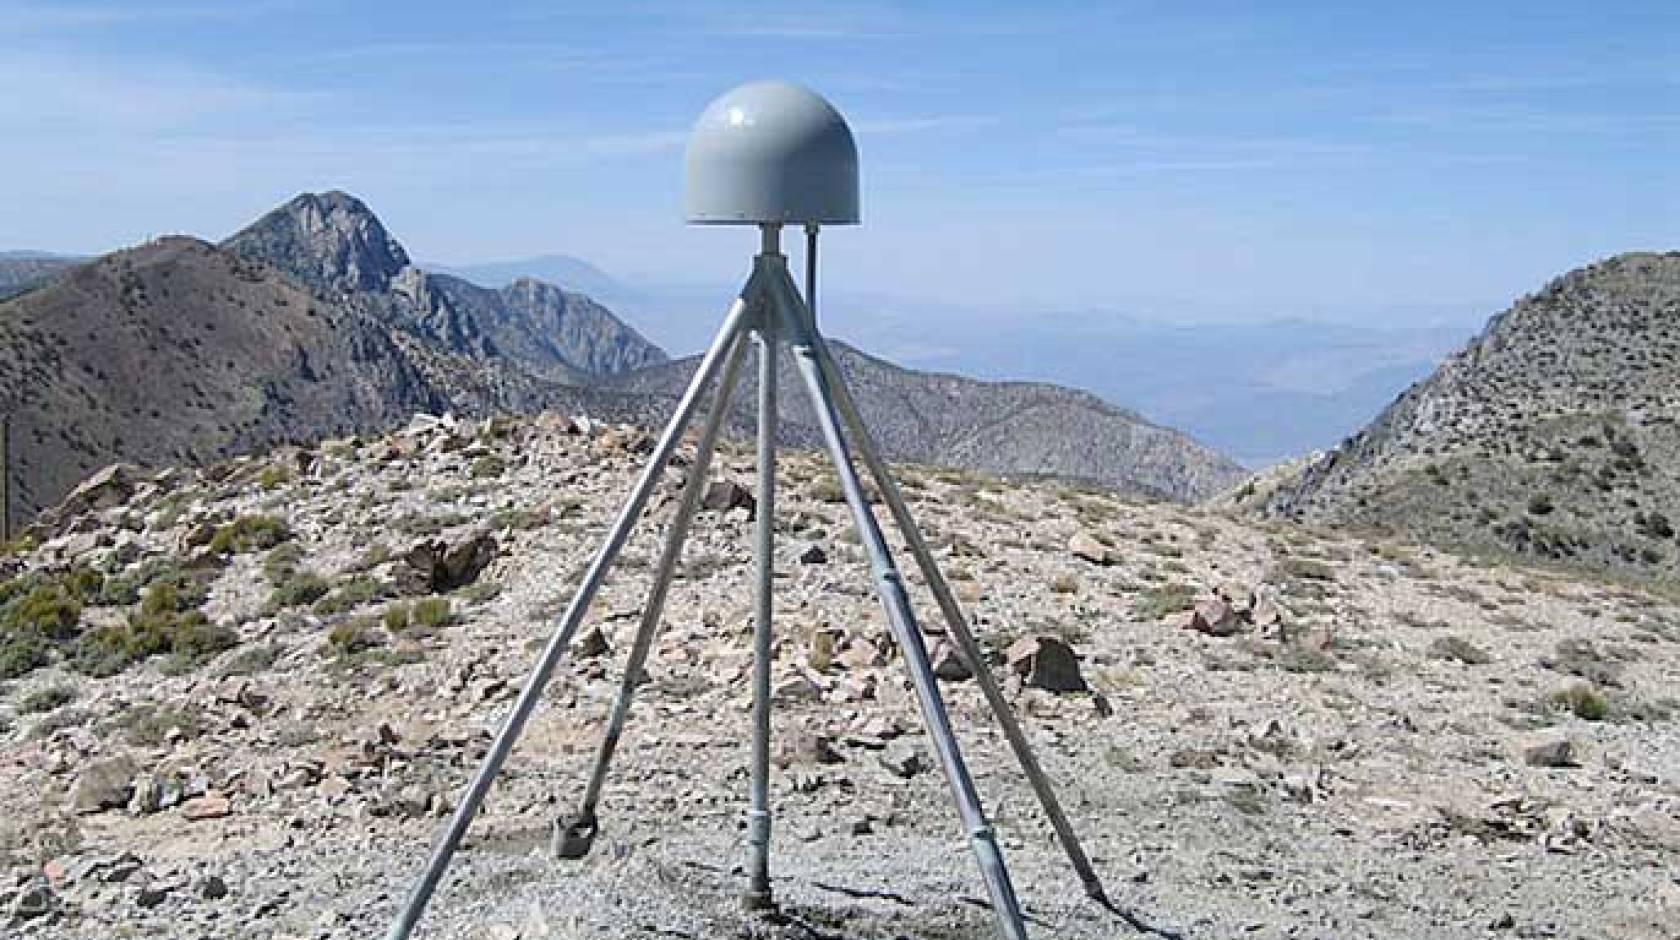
top-left (552, 811), bottom-right (599, 860)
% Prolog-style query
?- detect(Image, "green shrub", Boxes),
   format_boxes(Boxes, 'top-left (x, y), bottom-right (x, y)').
top-left (111, 702), bottom-right (206, 746)
top-left (327, 618), bottom-right (383, 655)
top-left (62, 567), bottom-right (106, 603)
top-left (312, 576), bottom-right (387, 615)
top-left (18, 686), bottom-right (75, 714)
top-left (219, 642), bottom-right (281, 676)
top-left (411, 597), bottom-right (453, 629)
top-left (3, 584), bottom-right (83, 641)
top-left (470, 456), bottom-right (508, 479)
top-left (267, 571), bottom-right (329, 610)
top-left (1278, 645), bottom-right (1338, 674)
top-left (139, 572), bottom-right (208, 617)
top-left (1280, 557), bottom-right (1336, 582)
top-left (0, 634), bottom-right (49, 679)
top-left (1551, 684), bottom-right (1610, 721)
top-left (263, 542), bottom-right (305, 581)
top-left (352, 543), bottom-right (392, 572)
top-left (1427, 635), bottom-right (1491, 665)
top-left (258, 464), bottom-right (292, 491)
top-left (208, 515), bottom-right (292, 555)
top-left (381, 603), bottom-right (411, 632)
top-left (458, 580), bottom-right (501, 604)
top-left (96, 574), bottom-right (142, 607)
top-left (69, 607), bottom-right (234, 677)
top-left (1134, 582), bottom-right (1196, 620)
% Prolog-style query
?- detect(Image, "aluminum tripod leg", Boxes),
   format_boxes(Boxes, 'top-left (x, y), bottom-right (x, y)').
top-left (382, 295), bottom-right (755, 940)
top-left (773, 286), bottom-right (1030, 940)
top-left (555, 333), bottom-right (751, 859)
top-left (804, 326), bottom-right (1111, 905)
top-left (745, 313), bottom-right (777, 909)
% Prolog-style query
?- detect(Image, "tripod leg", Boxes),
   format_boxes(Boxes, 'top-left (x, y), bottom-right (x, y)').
top-left (556, 332), bottom-right (751, 860)
top-left (382, 295), bottom-right (756, 940)
top-left (744, 316), bottom-right (777, 910)
top-left (773, 293), bottom-right (1030, 940)
top-left (803, 323), bottom-right (1111, 905)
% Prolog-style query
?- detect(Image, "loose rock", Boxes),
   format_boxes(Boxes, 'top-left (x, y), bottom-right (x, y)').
top-left (71, 755), bottom-right (139, 815)
top-left (1006, 634), bottom-right (1087, 692)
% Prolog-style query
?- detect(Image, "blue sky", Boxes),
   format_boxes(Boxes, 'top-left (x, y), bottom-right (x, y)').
top-left (2, 0), bottom-right (1675, 326)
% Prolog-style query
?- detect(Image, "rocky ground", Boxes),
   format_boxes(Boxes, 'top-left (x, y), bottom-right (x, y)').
top-left (1, 412), bottom-right (1677, 939)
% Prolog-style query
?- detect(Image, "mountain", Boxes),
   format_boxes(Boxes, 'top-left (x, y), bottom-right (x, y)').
top-left (431, 253), bottom-right (627, 300)
top-left (1233, 251), bottom-right (1680, 581)
top-left (223, 193), bottom-right (667, 382)
top-left (0, 237), bottom-right (441, 517)
top-left (0, 252), bottom-right (82, 302)
top-left (606, 340), bottom-right (1247, 501)
top-left (0, 193), bottom-right (673, 522)
top-left (0, 190), bottom-right (1242, 523)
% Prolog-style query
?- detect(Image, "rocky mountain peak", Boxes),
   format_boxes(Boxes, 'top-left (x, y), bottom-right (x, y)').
top-left (223, 190), bottom-right (411, 295)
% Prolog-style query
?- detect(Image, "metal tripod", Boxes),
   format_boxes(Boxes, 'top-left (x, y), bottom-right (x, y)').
top-left (382, 225), bottom-right (1110, 940)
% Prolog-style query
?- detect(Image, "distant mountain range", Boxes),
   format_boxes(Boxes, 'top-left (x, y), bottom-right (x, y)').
top-left (0, 252), bottom-right (83, 301)
top-left (0, 191), bottom-right (1243, 521)
top-left (429, 255), bottom-right (1474, 467)
top-left (1230, 251), bottom-right (1680, 583)
top-left (607, 342), bottom-right (1244, 502)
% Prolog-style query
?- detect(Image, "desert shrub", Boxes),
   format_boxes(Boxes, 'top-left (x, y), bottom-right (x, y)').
top-left (326, 618), bottom-right (384, 655)
top-left (219, 642), bottom-right (282, 676)
top-left (262, 542), bottom-right (306, 582)
top-left (458, 580), bottom-right (501, 604)
top-left (1133, 582), bottom-right (1196, 620)
top-left (96, 573), bottom-right (142, 606)
top-left (0, 634), bottom-right (49, 679)
top-left (1527, 493), bottom-right (1555, 516)
top-left (267, 571), bottom-right (330, 611)
top-left (3, 583), bottom-right (83, 641)
top-left (111, 701), bottom-right (207, 746)
top-left (1280, 557), bottom-right (1336, 582)
top-left (61, 567), bottom-right (106, 604)
top-left (1541, 638), bottom-right (1623, 687)
top-left (18, 686), bottom-right (75, 714)
top-left (312, 576), bottom-right (387, 615)
top-left (1277, 645), bottom-right (1338, 674)
top-left (381, 604), bottom-right (411, 632)
top-left (208, 515), bottom-right (292, 555)
top-left (808, 478), bottom-right (846, 504)
top-left (1428, 635), bottom-right (1491, 665)
top-left (1550, 684), bottom-right (1610, 721)
top-left (258, 464), bottom-right (292, 490)
top-left (1050, 573), bottom-right (1079, 594)
top-left (350, 542), bottom-right (392, 572)
top-left (470, 456), bottom-right (507, 479)
top-left (69, 606), bottom-right (234, 678)
top-left (411, 597), bottom-right (453, 629)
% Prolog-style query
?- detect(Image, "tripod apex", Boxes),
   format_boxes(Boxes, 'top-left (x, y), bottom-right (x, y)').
top-left (685, 80), bottom-right (860, 226)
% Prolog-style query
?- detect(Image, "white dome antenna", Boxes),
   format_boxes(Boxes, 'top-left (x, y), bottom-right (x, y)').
top-left (685, 80), bottom-right (859, 226)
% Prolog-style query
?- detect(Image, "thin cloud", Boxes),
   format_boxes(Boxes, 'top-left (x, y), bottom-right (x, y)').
top-left (0, 0), bottom-right (287, 30)
top-left (0, 50), bottom-right (317, 131)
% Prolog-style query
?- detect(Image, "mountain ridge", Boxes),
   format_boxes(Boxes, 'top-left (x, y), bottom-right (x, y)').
top-left (0, 190), bottom-right (1246, 523)
top-left (1231, 250), bottom-right (1680, 583)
